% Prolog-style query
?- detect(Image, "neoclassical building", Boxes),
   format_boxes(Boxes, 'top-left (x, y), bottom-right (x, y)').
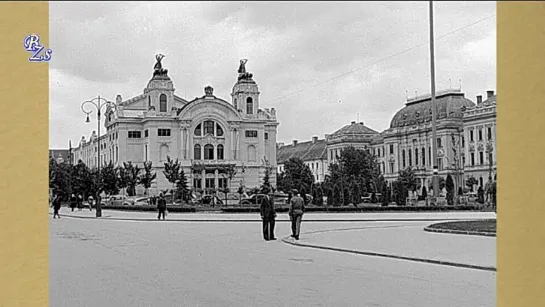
top-left (278, 88), bottom-right (497, 195)
top-left (71, 56), bottom-right (279, 195)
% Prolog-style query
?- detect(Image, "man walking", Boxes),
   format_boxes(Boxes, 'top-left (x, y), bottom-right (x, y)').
top-left (51, 194), bottom-right (62, 219)
top-left (260, 186), bottom-right (276, 241)
top-left (289, 189), bottom-right (305, 240)
top-left (157, 193), bottom-right (167, 220)
top-left (69, 194), bottom-right (77, 212)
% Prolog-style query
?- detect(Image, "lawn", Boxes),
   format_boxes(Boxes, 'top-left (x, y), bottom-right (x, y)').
top-left (428, 219), bottom-right (496, 234)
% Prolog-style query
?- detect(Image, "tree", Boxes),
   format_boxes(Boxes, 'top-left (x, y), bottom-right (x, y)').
top-left (446, 174), bottom-right (454, 206)
top-left (393, 179), bottom-right (407, 206)
top-left (176, 168), bottom-right (189, 203)
top-left (466, 176), bottom-right (478, 192)
top-left (261, 167), bottom-right (271, 190)
top-left (399, 167), bottom-right (418, 192)
top-left (163, 156), bottom-right (181, 204)
top-left (477, 186), bottom-right (485, 204)
top-left (326, 188), bottom-right (333, 207)
top-left (123, 161), bottom-right (141, 196)
top-left (49, 158), bottom-right (72, 200)
top-left (117, 165), bottom-right (129, 196)
top-left (71, 160), bottom-right (92, 199)
top-left (280, 158), bottom-right (314, 194)
top-left (139, 161), bottom-right (157, 196)
top-left (381, 182), bottom-right (389, 206)
top-left (101, 161), bottom-right (119, 196)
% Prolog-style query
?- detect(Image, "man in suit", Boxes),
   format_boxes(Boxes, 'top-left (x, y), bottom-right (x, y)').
top-left (289, 189), bottom-right (305, 240)
top-left (157, 193), bottom-right (167, 220)
top-left (259, 186), bottom-right (276, 241)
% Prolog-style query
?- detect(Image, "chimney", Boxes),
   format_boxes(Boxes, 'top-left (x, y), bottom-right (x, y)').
top-left (276, 142), bottom-right (285, 147)
top-left (312, 136), bottom-right (318, 143)
top-left (116, 94), bottom-right (122, 104)
top-left (351, 121), bottom-right (356, 124)
top-left (359, 122), bottom-right (364, 125)
top-left (487, 90), bottom-right (494, 99)
top-left (293, 140), bottom-right (298, 146)
top-left (477, 95), bottom-right (482, 104)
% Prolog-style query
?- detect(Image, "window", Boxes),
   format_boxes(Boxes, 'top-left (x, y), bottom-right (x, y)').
top-left (194, 124), bottom-right (202, 136)
top-left (205, 178), bottom-right (215, 189)
top-left (217, 144), bottom-right (224, 160)
top-left (470, 130), bottom-right (474, 142)
top-left (265, 133), bottom-right (268, 140)
top-left (438, 158), bottom-right (443, 171)
top-left (462, 136), bottom-right (465, 148)
top-left (148, 96), bottom-right (151, 107)
top-left (408, 149), bottom-right (412, 166)
top-left (390, 162), bottom-right (394, 173)
top-left (478, 129), bottom-right (483, 141)
top-left (193, 178), bottom-right (202, 189)
top-left (422, 148), bottom-right (425, 166)
top-left (145, 145), bottom-right (148, 161)
top-left (144, 130), bottom-right (149, 138)
top-left (217, 124), bottom-right (224, 137)
top-left (245, 130), bottom-right (258, 138)
top-left (415, 149), bottom-right (419, 166)
top-left (234, 98), bottom-right (238, 109)
top-left (218, 178), bottom-right (228, 189)
top-left (159, 94), bottom-right (167, 112)
top-left (479, 177), bottom-right (483, 188)
top-left (389, 144), bottom-right (394, 154)
top-left (128, 131), bottom-right (141, 139)
top-left (204, 121), bottom-right (214, 135)
top-left (204, 144), bottom-right (214, 160)
top-left (487, 127), bottom-right (492, 140)
top-left (158, 129), bottom-right (171, 137)
top-left (429, 147), bottom-right (431, 166)
top-left (462, 156), bottom-right (466, 166)
top-left (471, 153), bottom-right (475, 166)
top-left (194, 144), bottom-right (201, 160)
top-left (402, 150), bottom-right (406, 168)
top-left (160, 144), bottom-right (169, 161)
top-left (246, 97), bottom-right (253, 114)
top-left (248, 145), bottom-right (257, 162)
top-left (479, 152), bottom-right (484, 165)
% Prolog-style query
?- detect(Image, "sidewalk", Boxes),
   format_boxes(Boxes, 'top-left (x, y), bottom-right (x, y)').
top-left (52, 208), bottom-right (496, 222)
top-left (283, 223), bottom-right (496, 271)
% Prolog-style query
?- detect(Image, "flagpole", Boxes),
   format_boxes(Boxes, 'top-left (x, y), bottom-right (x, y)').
top-left (429, 1), bottom-right (440, 200)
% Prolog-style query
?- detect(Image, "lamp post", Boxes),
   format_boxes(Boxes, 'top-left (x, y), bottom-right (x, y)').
top-left (429, 1), bottom-right (440, 200)
top-left (81, 95), bottom-right (117, 218)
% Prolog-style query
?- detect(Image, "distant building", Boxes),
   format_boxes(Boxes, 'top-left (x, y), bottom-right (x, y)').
top-left (276, 137), bottom-right (328, 183)
top-left (49, 149), bottom-right (71, 164)
top-left (71, 56), bottom-right (279, 195)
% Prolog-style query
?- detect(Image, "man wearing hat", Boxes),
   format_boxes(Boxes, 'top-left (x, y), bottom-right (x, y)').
top-left (289, 189), bottom-right (305, 240)
top-left (259, 186), bottom-right (277, 241)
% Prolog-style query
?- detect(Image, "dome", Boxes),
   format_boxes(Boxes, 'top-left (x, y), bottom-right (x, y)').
top-left (389, 90), bottom-right (475, 129)
top-left (327, 121), bottom-right (379, 144)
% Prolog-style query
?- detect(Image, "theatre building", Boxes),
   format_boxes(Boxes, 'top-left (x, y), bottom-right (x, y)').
top-left (71, 56), bottom-right (279, 195)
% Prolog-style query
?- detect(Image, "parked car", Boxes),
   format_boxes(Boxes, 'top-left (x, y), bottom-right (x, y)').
top-left (241, 194), bottom-right (286, 206)
top-left (122, 196), bottom-right (149, 206)
top-left (103, 195), bottom-right (127, 206)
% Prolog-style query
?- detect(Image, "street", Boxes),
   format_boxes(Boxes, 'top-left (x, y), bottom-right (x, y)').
top-left (50, 212), bottom-right (495, 307)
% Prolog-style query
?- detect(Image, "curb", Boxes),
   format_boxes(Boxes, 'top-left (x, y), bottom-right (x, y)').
top-left (281, 237), bottom-right (496, 272)
top-left (51, 213), bottom-right (480, 223)
top-left (423, 226), bottom-right (496, 237)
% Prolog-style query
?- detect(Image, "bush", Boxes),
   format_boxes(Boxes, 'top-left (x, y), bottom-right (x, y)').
top-left (220, 205), bottom-right (485, 213)
top-left (102, 204), bottom-right (196, 213)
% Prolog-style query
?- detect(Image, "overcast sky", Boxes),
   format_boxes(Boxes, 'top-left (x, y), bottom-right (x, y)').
top-left (49, 1), bottom-right (496, 149)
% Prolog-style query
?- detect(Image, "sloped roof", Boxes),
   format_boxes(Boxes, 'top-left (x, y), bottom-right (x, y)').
top-left (330, 121), bottom-right (379, 138)
top-left (123, 110), bottom-right (145, 117)
top-left (277, 139), bottom-right (327, 164)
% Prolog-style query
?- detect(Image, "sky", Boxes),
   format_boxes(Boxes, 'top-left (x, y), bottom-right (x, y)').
top-left (49, 1), bottom-right (496, 149)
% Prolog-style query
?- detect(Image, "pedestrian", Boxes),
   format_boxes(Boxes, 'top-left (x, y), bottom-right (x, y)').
top-left (51, 194), bottom-right (62, 219)
top-left (259, 186), bottom-right (276, 241)
top-left (69, 194), bottom-right (77, 212)
top-left (289, 189), bottom-right (305, 240)
top-left (157, 193), bottom-right (167, 220)
top-left (77, 194), bottom-right (83, 211)
top-left (88, 196), bottom-right (94, 211)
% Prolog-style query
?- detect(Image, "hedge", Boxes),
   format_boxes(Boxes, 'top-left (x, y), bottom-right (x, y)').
top-left (101, 204), bottom-right (196, 213)
top-left (221, 205), bottom-right (487, 213)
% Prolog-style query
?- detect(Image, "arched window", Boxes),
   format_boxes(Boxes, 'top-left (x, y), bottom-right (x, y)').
top-left (194, 144), bottom-right (201, 160)
top-left (160, 144), bottom-right (169, 161)
top-left (246, 97), bottom-right (253, 114)
top-left (159, 94), bottom-right (167, 112)
top-left (217, 144), bottom-right (224, 160)
top-left (247, 145), bottom-right (256, 162)
top-left (194, 124), bottom-right (202, 136)
top-left (204, 120), bottom-right (214, 135)
top-left (148, 96), bottom-right (151, 107)
top-left (234, 98), bottom-right (238, 109)
top-left (216, 123), bottom-right (224, 137)
top-left (204, 144), bottom-right (214, 160)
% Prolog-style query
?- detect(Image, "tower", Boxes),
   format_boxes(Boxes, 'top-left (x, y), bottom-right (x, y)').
top-left (144, 54), bottom-right (175, 114)
top-left (231, 59), bottom-right (260, 116)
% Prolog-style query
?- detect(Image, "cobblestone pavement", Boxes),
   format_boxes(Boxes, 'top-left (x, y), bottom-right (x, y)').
top-left (50, 214), bottom-right (495, 307)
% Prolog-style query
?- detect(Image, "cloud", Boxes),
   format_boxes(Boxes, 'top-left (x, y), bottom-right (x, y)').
top-left (49, 2), bottom-right (496, 149)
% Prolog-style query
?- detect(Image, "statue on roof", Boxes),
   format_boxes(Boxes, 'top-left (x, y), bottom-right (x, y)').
top-left (153, 54), bottom-right (169, 77)
top-left (237, 59), bottom-right (253, 81)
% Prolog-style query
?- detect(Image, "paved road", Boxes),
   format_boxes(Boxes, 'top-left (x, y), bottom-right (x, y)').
top-left (50, 214), bottom-right (495, 307)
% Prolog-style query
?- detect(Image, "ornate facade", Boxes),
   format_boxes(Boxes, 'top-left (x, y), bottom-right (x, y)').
top-left (71, 56), bottom-right (279, 195)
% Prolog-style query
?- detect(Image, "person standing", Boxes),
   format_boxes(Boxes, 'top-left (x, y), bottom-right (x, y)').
top-left (157, 193), bottom-right (167, 220)
top-left (88, 196), bottom-right (94, 211)
top-left (289, 189), bottom-right (305, 240)
top-left (51, 194), bottom-right (62, 219)
top-left (259, 186), bottom-right (276, 241)
top-left (69, 194), bottom-right (77, 212)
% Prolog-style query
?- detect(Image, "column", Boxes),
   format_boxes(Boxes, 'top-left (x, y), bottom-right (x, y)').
top-left (214, 169), bottom-right (219, 190)
top-left (201, 169), bottom-right (205, 190)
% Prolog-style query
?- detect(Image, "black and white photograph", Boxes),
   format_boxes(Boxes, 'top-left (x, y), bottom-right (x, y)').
top-left (49, 2), bottom-right (496, 306)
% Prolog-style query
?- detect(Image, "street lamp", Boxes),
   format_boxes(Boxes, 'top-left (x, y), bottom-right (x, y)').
top-left (81, 95), bottom-right (117, 218)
